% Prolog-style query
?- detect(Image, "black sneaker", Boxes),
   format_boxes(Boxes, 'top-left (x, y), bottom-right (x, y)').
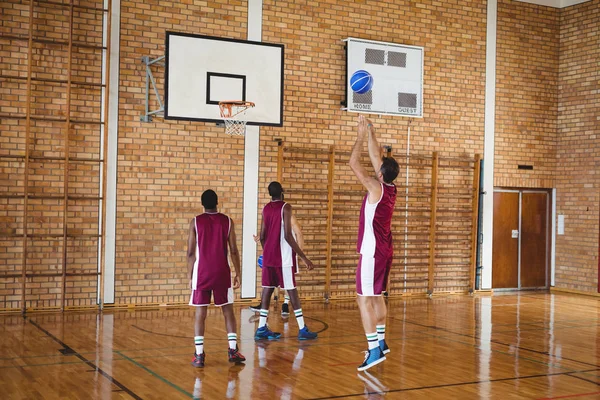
top-left (191, 352), bottom-right (205, 368)
top-left (228, 347), bottom-right (246, 363)
top-left (281, 303), bottom-right (290, 316)
top-left (249, 303), bottom-right (262, 313)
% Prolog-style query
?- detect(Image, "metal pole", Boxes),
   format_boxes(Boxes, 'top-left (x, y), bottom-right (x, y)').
top-left (61, 0), bottom-right (75, 311)
top-left (404, 120), bottom-right (412, 292)
top-left (99, 0), bottom-right (112, 310)
top-left (21, 0), bottom-right (35, 314)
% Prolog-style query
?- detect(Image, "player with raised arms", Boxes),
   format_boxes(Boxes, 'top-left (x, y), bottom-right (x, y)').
top-left (349, 115), bottom-right (399, 371)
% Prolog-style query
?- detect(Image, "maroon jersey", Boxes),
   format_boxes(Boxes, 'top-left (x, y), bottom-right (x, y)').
top-left (191, 212), bottom-right (231, 290)
top-left (357, 182), bottom-right (397, 259)
top-left (262, 200), bottom-right (296, 268)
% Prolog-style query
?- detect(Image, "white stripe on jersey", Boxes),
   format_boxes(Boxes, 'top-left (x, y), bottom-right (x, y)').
top-left (279, 203), bottom-right (294, 268)
top-left (359, 183), bottom-right (384, 257)
top-left (191, 217), bottom-right (200, 290)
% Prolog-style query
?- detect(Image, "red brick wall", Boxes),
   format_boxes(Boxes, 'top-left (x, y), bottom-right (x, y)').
top-left (113, 0), bottom-right (486, 304)
top-left (0, 0), bottom-right (105, 310)
top-left (555, 0), bottom-right (600, 292)
top-left (495, 0), bottom-right (559, 189)
top-left (5, 0), bottom-right (598, 310)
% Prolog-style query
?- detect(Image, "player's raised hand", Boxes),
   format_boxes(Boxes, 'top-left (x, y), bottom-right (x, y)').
top-left (253, 234), bottom-right (260, 244)
top-left (233, 275), bottom-right (241, 289)
top-left (358, 114), bottom-right (368, 138)
top-left (366, 118), bottom-right (374, 133)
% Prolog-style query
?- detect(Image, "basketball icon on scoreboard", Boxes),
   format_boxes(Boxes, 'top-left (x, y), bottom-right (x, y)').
top-left (344, 38), bottom-right (424, 118)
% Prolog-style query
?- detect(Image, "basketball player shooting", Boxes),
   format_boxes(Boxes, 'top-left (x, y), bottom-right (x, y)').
top-left (349, 115), bottom-right (399, 371)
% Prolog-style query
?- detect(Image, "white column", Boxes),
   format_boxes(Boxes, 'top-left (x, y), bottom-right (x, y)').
top-left (240, 0), bottom-right (263, 298)
top-left (101, 0), bottom-right (120, 303)
top-left (551, 188), bottom-right (556, 286)
top-left (481, 0), bottom-right (497, 290)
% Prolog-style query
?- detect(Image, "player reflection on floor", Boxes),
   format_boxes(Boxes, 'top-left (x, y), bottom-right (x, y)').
top-left (357, 370), bottom-right (389, 399)
top-left (192, 364), bottom-right (246, 399)
top-left (253, 328), bottom-right (306, 400)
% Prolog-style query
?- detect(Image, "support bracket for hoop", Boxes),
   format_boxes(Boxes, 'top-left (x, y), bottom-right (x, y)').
top-left (140, 55), bottom-right (165, 122)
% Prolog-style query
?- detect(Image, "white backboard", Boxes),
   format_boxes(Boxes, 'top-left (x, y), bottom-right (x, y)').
top-left (345, 37), bottom-right (424, 118)
top-left (165, 32), bottom-right (284, 126)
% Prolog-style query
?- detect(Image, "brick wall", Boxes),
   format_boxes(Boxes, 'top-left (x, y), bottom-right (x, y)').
top-left (113, 0), bottom-right (486, 304)
top-left (4, 0), bottom-right (597, 310)
top-left (0, 0), bottom-right (105, 310)
top-left (495, 0), bottom-right (559, 189)
top-left (554, 0), bottom-right (600, 292)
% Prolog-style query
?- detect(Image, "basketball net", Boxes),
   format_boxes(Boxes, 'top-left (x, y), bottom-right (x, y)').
top-left (218, 101), bottom-right (255, 136)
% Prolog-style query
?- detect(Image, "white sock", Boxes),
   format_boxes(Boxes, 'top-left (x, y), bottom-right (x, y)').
top-left (294, 308), bottom-right (305, 330)
top-left (259, 309), bottom-right (268, 328)
top-left (227, 333), bottom-right (237, 350)
top-left (366, 333), bottom-right (378, 350)
top-left (376, 325), bottom-right (386, 342)
top-left (284, 295), bottom-right (290, 304)
top-left (194, 336), bottom-right (204, 355)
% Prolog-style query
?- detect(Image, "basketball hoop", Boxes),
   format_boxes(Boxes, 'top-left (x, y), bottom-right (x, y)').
top-left (218, 101), bottom-right (255, 136)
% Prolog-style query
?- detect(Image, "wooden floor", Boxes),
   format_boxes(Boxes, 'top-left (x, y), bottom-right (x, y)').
top-left (2, 293), bottom-right (600, 399)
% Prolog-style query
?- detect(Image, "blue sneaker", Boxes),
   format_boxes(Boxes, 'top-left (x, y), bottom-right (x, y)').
top-left (357, 348), bottom-right (386, 371)
top-left (254, 326), bottom-right (281, 340)
top-left (298, 326), bottom-right (318, 340)
top-left (379, 339), bottom-right (390, 355)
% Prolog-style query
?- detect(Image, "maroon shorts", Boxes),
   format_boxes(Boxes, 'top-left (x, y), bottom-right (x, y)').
top-left (262, 266), bottom-right (296, 290)
top-left (356, 255), bottom-right (392, 296)
top-left (189, 286), bottom-right (233, 307)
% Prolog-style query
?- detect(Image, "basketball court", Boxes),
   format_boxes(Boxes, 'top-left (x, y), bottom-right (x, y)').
top-left (2, 294), bottom-right (600, 399)
top-left (1, 0), bottom-right (599, 398)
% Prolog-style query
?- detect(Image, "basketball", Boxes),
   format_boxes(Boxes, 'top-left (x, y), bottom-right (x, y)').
top-left (257, 254), bottom-right (263, 268)
top-left (350, 70), bottom-right (373, 94)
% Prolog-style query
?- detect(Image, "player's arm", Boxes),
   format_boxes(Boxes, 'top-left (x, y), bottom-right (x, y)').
top-left (228, 218), bottom-right (241, 289)
top-left (290, 215), bottom-right (304, 250)
top-left (349, 115), bottom-right (383, 202)
top-left (283, 204), bottom-right (314, 270)
top-left (186, 218), bottom-right (197, 289)
top-left (366, 118), bottom-right (384, 174)
top-left (259, 213), bottom-right (266, 247)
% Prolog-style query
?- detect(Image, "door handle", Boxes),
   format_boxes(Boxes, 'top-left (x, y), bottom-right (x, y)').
top-left (511, 229), bottom-right (519, 239)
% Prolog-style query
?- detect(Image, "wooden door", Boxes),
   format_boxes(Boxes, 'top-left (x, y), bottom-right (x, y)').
top-left (521, 192), bottom-right (548, 288)
top-left (492, 192), bottom-right (519, 288)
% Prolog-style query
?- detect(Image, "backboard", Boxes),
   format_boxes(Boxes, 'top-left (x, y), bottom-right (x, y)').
top-left (344, 37), bottom-right (424, 118)
top-left (164, 32), bottom-right (284, 126)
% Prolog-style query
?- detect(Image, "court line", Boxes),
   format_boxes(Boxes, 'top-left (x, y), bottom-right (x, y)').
top-left (565, 373), bottom-right (600, 387)
top-left (129, 314), bottom-right (329, 340)
top-left (536, 391), bottom-right (600, 400)
top-left (27, 317), bottom-right (142, 400)
top-left (115, 350), bottom-right (193, 398)
top-left (392, 316), bottom-right (600, 369)
top-left (308, 368), bottom-right (600, 399)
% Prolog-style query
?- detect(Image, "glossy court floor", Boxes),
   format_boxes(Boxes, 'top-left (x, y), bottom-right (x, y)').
top-left (2, 293), bottom-right (600, 399)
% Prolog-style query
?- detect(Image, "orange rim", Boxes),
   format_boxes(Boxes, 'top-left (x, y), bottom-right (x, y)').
top-left (219, 101), bottom-right (255, 118)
